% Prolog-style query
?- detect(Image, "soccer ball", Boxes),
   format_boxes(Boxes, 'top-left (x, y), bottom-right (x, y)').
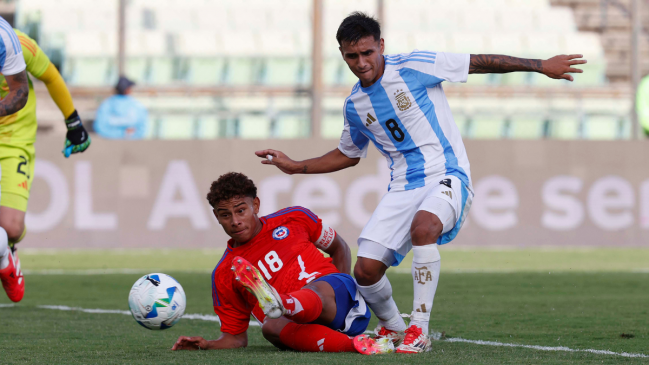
top-left (128, 273), bottom-right (186, 330)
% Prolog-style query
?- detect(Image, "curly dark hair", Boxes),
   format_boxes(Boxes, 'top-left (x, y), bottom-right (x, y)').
top-left (206, 172), bottom-right (257, 207)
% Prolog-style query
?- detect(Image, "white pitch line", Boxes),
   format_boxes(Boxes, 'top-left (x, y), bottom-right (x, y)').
top-left (38, 305), bottom-right (131, 315)
top-left (361, 330), bottom-right (646, 359)
top-left (445, 337), bottom-right (648, 359)
top-left (33, 305), bottom-right (259, 326)
top-left (5, 305), bottom-right (646, 358)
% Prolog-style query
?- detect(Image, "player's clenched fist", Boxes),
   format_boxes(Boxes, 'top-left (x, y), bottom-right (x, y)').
top-left (172, 336), bottom-right (209, 351)
top-left (541, 54), bottom-right (587, 82)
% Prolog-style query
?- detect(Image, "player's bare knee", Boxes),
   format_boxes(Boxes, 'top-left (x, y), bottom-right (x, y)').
top-left (410, 222), bottom-right (441, 246)
top-left (0, 220), bottom-right (24, 242)
top-left (354, 260), bottom-right (383, 286)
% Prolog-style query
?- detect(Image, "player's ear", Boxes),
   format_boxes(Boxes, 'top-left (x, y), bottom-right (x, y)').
top-left (252, 197), bottom-right (260, 215)
top-left (379, 38), bottom-right (384, 54)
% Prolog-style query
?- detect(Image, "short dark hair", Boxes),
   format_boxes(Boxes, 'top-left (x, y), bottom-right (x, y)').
top-left (206, 172), bottom-right (257, 207)
top-left (336, 12), bottom-right (381, 46)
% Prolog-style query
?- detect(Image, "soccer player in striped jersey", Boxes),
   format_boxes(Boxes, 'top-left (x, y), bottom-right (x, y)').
top-left (256, 12), bottom-right (586, 354)
top-left (0, 27), bottom-right (91, 303)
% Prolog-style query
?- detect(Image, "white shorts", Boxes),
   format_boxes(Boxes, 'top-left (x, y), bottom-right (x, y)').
top-left (357, 175), bottom-right (473, 266)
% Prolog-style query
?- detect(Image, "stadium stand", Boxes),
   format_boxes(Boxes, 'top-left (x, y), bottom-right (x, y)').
top-left (552, 0), bottom-right (649, 84)
top-left (15, 0), bottom-right (638, 140)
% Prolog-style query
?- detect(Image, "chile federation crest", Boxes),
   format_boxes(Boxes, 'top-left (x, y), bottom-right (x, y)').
top-left (272, 226), bottom-right (290, 240)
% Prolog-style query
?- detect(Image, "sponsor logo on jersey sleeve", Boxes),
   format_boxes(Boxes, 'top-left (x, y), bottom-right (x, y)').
top-left (272, 226), bottom-right (290, 240)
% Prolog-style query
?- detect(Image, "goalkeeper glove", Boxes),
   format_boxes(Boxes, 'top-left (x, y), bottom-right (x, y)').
top-left (62, 110), bottom-right (91, 158)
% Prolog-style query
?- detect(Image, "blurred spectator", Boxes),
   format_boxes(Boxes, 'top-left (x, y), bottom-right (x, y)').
top-left (94, 76), bottom-right (148, 139)
top-left (637, 73), bottom-right (649, 137)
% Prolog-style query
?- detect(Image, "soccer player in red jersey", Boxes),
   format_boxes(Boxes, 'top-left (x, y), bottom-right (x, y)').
top-left (172, 172), bottom-right (393, 355)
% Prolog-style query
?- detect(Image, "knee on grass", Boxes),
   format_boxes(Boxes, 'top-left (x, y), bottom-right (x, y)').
top-left (261, 319), bottom-right (287, 348)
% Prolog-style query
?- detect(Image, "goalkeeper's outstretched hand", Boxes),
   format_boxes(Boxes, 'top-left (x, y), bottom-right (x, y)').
top-left (62, 110), bottom-right (91, 158)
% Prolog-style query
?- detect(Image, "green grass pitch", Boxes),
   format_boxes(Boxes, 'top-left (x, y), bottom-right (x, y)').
top-left (0, 249), bottom-right (647, 364)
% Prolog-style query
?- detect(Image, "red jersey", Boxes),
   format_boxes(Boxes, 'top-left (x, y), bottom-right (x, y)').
top-left (211, 206), bottom-right (339, 335)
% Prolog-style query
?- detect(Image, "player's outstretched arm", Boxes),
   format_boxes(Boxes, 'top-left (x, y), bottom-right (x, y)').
top-left (322, 234), bottom-right (352, 275)
top-left (172, 332), bottom-right (248, 350)
top-left (36, 63), bottom-right (91, 158)
top-left (0, 70), bottom-right (28, 117)
top-left (469, 54), bottom-right (587, 81)
top-left (255, 148), bottom-right (360, 175)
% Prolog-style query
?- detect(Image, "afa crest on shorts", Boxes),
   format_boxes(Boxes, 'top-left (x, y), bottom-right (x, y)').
top-left (272, 226), bottom-right (290, 240)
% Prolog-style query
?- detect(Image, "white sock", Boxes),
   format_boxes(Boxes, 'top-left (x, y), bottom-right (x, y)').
top-left (410, 244), bottom-right (441, 335)
top-left (357, 275), bottom-right (407, 332)
top-left (0, 227), bottom-right (9, 270)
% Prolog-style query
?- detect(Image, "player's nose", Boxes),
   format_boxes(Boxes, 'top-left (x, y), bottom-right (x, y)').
top-left (357, 58), bottom-right (368, 69)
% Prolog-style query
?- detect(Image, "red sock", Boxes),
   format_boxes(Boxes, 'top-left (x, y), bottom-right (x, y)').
top-left (279, 322), bottom-right (356, 353)
top-left (279, 289), bottom-right (322, 323)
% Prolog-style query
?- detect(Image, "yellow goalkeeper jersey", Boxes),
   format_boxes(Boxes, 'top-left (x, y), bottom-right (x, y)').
top-left (0, 29), bottom-right (50, 145)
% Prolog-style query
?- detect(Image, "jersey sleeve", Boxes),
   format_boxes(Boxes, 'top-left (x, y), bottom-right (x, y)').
top-left (212, 268), bottom-right (252, 335)
top-left (286, 207), bottom-right (337, 250)
top-left (393, 50), bottom-right (470, 87)
top-left (338, 97), bottom-right (370, 159)
top-left (16, 30), bottom-right (50, 78)
top-left (0, 24), bottom-right (26, 76)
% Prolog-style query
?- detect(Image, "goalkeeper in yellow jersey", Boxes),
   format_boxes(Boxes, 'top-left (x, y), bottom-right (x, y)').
top-left (0, 29), bottom-right (91, 303)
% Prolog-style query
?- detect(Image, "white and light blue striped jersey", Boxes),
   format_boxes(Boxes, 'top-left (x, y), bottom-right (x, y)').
top-left (338, 50), bottom-right (472, 192)
top-left (0, 16), bottom-right (25, 76)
